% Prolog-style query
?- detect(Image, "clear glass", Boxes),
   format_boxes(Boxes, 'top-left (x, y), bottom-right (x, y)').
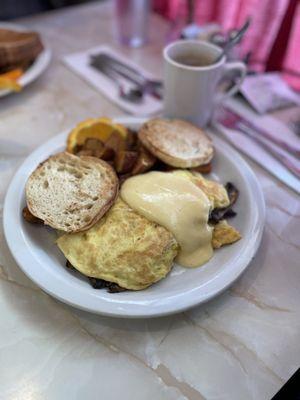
top-left (115, 0), bottom-right (150, 48)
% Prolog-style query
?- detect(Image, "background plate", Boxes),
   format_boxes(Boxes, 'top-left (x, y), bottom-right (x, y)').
top-left (3, 117), bottom-right (265, 318)
top-left (0, 22), bottom-right (51, 97)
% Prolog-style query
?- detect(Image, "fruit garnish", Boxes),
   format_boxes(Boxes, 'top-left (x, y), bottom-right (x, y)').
top-left (67, 118), bottom-right (127, 153)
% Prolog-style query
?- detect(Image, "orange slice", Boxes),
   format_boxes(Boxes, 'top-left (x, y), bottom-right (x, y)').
top-left (67, 118), bottom-right (128, 153)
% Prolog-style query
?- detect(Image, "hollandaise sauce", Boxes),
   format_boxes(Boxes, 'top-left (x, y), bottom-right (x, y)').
top-left (121, 171), bottom-right (213, 267)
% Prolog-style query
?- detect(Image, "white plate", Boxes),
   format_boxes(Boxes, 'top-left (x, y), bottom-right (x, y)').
top-left (3, 117), bottom-right (265, 318)
top-left (0, 22), bottom-right (51, 97)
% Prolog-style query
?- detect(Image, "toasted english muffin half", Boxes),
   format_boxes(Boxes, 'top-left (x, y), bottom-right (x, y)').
top-left (25, 152), bottom-right (118, 233)
top-left (138, 119), bottom-right (214, 168)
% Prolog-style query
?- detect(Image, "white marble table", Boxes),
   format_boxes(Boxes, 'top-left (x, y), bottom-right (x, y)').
top-left (0, 2), bottom-right (299, 399)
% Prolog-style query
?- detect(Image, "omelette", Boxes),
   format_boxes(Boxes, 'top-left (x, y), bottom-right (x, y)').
top-left (57, 171), bottom-right (241, 291)
top-left (212, 220), bottom-right (241, 249)
top-left (57, 198), bottom-right (179, 290)
top-left (171, 170), bottom-right (230, 209)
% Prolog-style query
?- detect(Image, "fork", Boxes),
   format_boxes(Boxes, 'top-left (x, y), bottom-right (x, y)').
top-left (90, 53), bottom-right (163, 99)
top-left (90, 57), bottom-right (143, 103)
top-left (217, 107), bottom-right (300, 179)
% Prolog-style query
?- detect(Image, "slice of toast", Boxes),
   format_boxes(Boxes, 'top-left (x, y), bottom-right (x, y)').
top-left (25, 152), bottom-right (118, 233)
top-left (138, 119), bottom-right (214, 168)
top-left (0, 29), bottom-right (43, 70)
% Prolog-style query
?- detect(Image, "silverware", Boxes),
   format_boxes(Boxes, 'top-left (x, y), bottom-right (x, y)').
top-left (90, 53), bottom-right (163, 99)
top-left (290, 119), bottom-right (300, 137)
top-left (215, 18), bottom-right (251, 63)
top-left (220, 107), bottom-right (300, 158)
top-left (217, 107), bottom-right (300, 179)
top-left (90, 59), bottom-right (143, 103)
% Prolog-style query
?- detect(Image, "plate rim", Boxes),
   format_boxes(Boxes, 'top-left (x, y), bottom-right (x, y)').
top-left (3, 117), bottom-right (265, 318)
top-left (0, 22), bottom-right (51, 97)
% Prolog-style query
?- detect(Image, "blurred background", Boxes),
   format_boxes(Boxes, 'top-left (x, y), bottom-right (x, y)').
top-left (0, 0), bottom-right (95, 19)
top-left (1, 0), bottom-right (299, 90)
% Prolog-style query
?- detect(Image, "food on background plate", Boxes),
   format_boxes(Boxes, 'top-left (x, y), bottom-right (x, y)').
top-left (0, 68), bottom-right (23, 92)
top-left (0, 28), bottom-right (43, 71)
top-left (138, 119), bottom-right (214, 168)
top-left (24, 117), bottom-right (241, 292)
top-left (0, 68), bottom-right (23, 80)
top-left (0, 79), bottom-right (21, 92)
top-left (0, 28), bottom-right (43, 92)
top-left (57, 198), bottom-right (178, 290)
top-left (25, 152), bottom-right (118, 232)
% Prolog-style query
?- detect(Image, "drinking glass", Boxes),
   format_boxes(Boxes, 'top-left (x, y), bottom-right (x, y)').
top-left (115, 0), bottom-right (150, 48)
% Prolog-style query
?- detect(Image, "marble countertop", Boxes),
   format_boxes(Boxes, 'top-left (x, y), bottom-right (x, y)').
top-left (0, 2), bottom-right (299, 399)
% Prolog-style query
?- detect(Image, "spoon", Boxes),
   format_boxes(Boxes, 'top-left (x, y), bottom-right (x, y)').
top-left (215, 18), bottom-right (251, 63)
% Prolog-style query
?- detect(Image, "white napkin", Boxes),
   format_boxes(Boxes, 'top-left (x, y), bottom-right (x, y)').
top-left (212, 98), bottom-right (300, 195)
top-left (239, 73), bottom-right (300, 114)
top-left (63, 45), bottom-right (162, 116)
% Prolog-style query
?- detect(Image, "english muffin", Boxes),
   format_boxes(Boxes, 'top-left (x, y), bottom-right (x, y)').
top-left (138, 119), bottom-right (214, 168)
top-left (25, 152), bottom-right (118, 233)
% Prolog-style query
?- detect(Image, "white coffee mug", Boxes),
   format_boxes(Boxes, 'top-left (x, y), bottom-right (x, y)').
top-left (163, 40), bottom-right (246, 127)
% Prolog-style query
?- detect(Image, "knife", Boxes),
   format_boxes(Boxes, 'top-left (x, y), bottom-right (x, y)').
top-left (217, 107), bottom-right (300, 179)
top-left (219, 106), bottom-right (300, 158)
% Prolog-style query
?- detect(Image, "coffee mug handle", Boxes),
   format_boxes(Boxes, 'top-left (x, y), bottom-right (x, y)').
top-left (216, 61), bottom-right (247, 102)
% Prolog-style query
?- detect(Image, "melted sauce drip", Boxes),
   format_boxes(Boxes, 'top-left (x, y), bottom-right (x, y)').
top-left (121, 171), bottom-right (213, 267)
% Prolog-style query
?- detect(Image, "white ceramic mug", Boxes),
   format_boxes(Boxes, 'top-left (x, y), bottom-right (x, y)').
top-left (163, 40), bottom-right (246, 127)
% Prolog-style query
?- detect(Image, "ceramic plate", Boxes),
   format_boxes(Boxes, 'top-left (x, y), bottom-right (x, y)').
top-left (3, 117), bottom-right (265, 318)
top-left (0, 22), bottom-right (51, 98)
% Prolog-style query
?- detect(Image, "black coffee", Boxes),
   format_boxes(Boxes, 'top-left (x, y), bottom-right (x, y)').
top-left (174, 53), bottom-right (215, 67)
